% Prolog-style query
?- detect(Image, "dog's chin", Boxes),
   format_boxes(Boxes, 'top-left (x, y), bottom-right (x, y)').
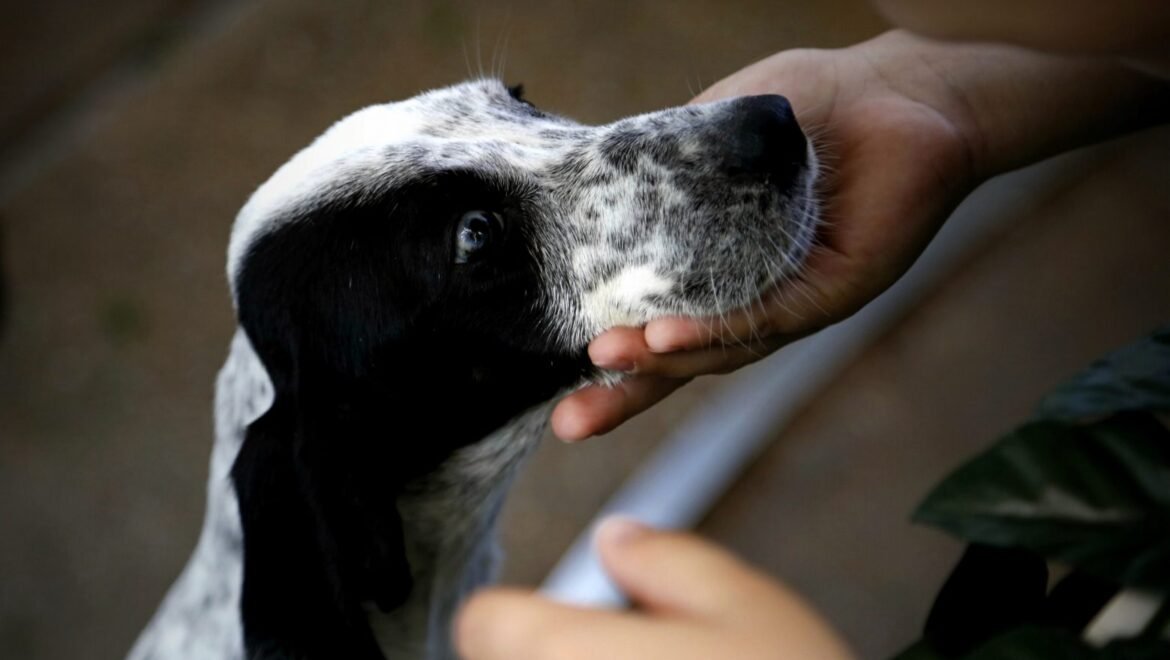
top-left (575, 255), bottom-right (812, 392)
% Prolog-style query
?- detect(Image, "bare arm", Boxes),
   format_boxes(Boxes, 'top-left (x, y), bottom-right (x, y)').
top-left (871, 0), bottom-right (1170, 71)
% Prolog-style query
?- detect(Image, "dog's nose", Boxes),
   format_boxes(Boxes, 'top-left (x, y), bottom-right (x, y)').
top-left (717, 95), bottom-right (807, 181)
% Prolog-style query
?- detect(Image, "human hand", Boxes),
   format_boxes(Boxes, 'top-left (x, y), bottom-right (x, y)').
top-left (454, 517), bottom-right (853, 660)
top-left (552, 31), bottom-right (984, 440)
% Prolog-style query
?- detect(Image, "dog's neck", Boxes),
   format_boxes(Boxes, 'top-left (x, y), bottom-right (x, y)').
top-left (129, 330), bottom-right (550, 660)
top-left (367, 391), bottom-right (551, 658)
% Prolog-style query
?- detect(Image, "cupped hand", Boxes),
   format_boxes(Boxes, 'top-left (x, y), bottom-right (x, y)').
top-left (552, 31), bottom-right (982, 440)
top-left (454, 518), bottom-right (853, 660)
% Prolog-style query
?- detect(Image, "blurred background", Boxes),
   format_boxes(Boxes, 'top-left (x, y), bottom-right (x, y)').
top-left (1, 1), bottom-right (1167, 658)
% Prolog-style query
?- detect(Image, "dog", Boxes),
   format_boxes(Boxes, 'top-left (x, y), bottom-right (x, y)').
top-left (127, 78), bottom-right (818, 660)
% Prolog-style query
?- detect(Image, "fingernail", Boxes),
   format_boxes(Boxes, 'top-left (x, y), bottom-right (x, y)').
top-left (597, 516), bottom-right (649, 547)
top-left (592, 356), bottom-right (635, 372)
top-left (644, 326), bottom-right (685, 353)
top-left (558, 430), bottom-right (593, 444)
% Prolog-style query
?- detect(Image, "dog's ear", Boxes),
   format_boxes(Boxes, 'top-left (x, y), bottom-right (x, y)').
top-left (229, 211), bottom-right (420, 659)
top-left (232, 399), bottom-right (406, 659)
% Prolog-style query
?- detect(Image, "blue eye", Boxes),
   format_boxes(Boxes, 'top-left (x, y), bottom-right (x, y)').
top-left (454, 211), bottom-right (504, 264)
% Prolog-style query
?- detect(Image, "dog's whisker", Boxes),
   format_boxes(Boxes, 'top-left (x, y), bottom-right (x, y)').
top-left (758, 237), bottom-right (800, 321)
top-left (706, 265), bottom-right (723, 351)
top-left (461, 40), bottom-right (476, 81)
top-left (498, 29), bottom-right (513, 80)
top-left (490, 20), bottom-right (511, 80)
top-left (474, 15), bottom-right (485, 78)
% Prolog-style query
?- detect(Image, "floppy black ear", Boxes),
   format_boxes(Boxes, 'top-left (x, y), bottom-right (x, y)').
top-left (232, 389), bottom-right (412, 660)
top-left (229, 208), bottom-right (421, 659)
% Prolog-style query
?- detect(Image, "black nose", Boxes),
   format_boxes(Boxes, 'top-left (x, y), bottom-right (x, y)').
top-left (717, 94), bottom-right (807, 180)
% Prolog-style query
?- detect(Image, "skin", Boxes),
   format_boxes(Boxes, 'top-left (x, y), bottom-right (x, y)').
top-left (869, 0), bottom-right (1170, 68)
top-left (455, 518), bottom-right (853, 660)
top-left (458, 5), bottom-right (1170, 659)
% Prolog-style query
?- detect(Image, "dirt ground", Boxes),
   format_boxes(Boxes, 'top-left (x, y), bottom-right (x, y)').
top-left (1, 1), bottom-right (1167, 659)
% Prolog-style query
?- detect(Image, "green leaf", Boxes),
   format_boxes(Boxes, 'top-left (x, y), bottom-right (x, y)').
top-left (961, 626), bottom-right (1091, 660)
top-left (1100, 636), bottom-right (1170, 660)
top-left (914, 412), bottom-right (1170, 589)
top-left (1036, 327), bottom-right (1170, 423)
top-left (893, 628), bottom-right (1170, 660)
top-left (908, 329), bottom-right (1170, 658)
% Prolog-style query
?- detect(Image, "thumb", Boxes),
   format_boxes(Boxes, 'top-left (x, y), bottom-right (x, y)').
top-left (595, 517), bottom-right (855, 658)
top-left (594, 517), bottom-right (785, 623)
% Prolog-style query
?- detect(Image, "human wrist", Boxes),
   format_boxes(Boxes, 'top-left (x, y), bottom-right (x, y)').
top-left (953, 51), bottom-right (1169, 179)
top-left (855, 30), bottom-right (1169, 181)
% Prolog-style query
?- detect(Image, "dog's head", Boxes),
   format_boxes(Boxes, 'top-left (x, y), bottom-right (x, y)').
top-left (227, 79), bottom-right (817, 657)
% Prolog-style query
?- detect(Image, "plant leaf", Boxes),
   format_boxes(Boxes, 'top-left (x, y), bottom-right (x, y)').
top-left (914, 412), bottom-right (1170, 589)
top-left (893, 626), bottom-right (1170, 660)
top-left (906, 625), bottom-right (1170, 660)
top-left (1100, 636), bottom-right (1170, 660)
top-left (961, 626), bottom-right (1092, 660)
top-left (1036, 327), bottom-right (1170, 423)
top-left (923, 544), bottom-right (1048, 656)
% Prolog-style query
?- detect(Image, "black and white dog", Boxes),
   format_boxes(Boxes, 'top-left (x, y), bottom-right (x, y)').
top-left (128, 79), bottom-right (818, 660)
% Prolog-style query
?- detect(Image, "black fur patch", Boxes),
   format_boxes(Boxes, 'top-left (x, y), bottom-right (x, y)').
top-left (231, 170), bottom-right (589, 659)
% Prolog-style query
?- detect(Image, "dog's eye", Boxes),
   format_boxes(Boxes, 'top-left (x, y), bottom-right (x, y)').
top-left (454, 210), bottom-right (504, 264)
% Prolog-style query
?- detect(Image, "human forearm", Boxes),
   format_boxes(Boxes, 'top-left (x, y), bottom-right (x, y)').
top-left (871, 0), bottom-right (1170, 68)
top-left (850, 31), bottom-right (1170, 182)
top-left (916, 40), bottom-right (1166, 180)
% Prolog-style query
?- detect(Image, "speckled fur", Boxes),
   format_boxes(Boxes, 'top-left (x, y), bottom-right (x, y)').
top-left (129, 79), bottom-right (818, 660)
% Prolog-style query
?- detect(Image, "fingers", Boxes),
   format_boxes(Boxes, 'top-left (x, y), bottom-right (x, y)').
top-left (593, 518), bottom-right (784, 623)
top-left (454, 518), bottom-right (855, 660)
top-left (455, 588), bottom-right (714, 660)
top-left (643, 315), bottom-right (749, 354)
top-left (642, 292), bottom-right (814, 354)
top-left (594, 518), bottom-right (856, 659)
top-left (592, 333), bottom-right (784, 381)
top-left (552, 310), bottom-right (801, 441)
top-left (586, 326), bottom-right (649, 371)
top-left (551, 376), bottom-right (690, 441)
